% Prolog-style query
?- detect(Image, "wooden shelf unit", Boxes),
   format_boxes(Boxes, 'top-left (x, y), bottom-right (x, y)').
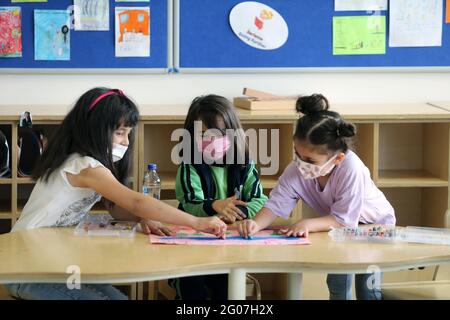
top-left (1, 102), bottom-right (450, 299)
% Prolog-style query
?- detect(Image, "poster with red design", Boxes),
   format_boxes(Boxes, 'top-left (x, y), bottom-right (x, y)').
top-left (0, 7), bottom-right (22, 58)
top-left (229, 1), bottom-right (288, 51)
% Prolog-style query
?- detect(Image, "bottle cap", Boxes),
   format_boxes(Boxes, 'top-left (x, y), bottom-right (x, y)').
top-left (148, 163), bottom-right (157, 170)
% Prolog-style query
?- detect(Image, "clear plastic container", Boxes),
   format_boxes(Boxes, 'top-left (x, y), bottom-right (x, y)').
top-left (328, 226), bottom-right (399, 243)
top-left (398, 226), bottom-right (450, 245)
top-left (74, 213), bottom-right (137, 238)
top-left (142, 163), bottom-right (161, 200)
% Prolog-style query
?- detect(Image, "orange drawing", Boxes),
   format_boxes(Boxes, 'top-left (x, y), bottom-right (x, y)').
top-left (118, 9), bottom-right (149, 42)
top-left (446, 0), bottom-right (450, 23)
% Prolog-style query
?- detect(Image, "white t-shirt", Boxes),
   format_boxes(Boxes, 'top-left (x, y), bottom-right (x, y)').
top-left (12, 153), bottom-right (105, 232)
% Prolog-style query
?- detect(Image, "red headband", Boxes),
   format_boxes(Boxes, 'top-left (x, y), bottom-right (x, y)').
top-left (88, 89), bottom-right (125, 111)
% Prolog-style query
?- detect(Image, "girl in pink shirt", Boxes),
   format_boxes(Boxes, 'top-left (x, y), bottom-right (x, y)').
top-left (238, 94), bottom-right (395, 300)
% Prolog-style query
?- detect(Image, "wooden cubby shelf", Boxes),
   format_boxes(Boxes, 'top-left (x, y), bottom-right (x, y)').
top-left (0, 184), bottom-right (11, 215)
top-left (16, 177), bottom-right (35, 184)
top-left (377, 169), bottom-right (448, 188)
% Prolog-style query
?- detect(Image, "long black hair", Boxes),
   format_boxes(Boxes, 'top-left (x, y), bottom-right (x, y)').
top-left (183, 94), bottom-right (249, 166)
top-left (294, 94), bottom-right (356, 154)
top-left (33, 87), bottom-right (139, 185)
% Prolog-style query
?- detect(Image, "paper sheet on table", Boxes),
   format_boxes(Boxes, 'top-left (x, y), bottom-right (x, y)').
top-left (149, 226), bottom-right (310, 245)
top-left (335, 0), bottom-right (387, 11)
top-left (389, 0), bottom-right (443, 47)
top-left (333, 15), bottom-right (386, 55)
top-left (74, 0), bottom-right (109, 31)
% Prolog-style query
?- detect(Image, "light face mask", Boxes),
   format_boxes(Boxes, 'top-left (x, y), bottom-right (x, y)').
top-left (294, 153), bottom-right (337, 180)
top-left (196, 135), bottom-right (231, 162)
top-left (112, 143), bottom-right (128, 162)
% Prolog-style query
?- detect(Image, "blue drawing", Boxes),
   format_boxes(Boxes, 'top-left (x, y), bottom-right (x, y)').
top-left (34, 10), bottom-right (70, 61)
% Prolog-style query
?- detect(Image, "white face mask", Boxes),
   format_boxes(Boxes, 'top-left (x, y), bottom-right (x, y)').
top-left (112, 143), bottom-right (128, 162)
top-left (294, 153), bottom-right (337, 180)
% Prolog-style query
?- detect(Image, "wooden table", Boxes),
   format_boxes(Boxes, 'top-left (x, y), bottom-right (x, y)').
top-left (1, 228), bottom-right (450, 300)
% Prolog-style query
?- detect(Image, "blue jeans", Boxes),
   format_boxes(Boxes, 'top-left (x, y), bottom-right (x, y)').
top-left (5, 283), bottom-right (128, 300)
top-left (326, 273), bottom-right (383, 300)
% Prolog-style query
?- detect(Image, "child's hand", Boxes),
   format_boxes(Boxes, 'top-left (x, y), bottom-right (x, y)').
top-left (212, 195), bottom-right (247, 222)
top-left (238, 219), bottom-right (260, 239)
top-left (217, 212), bottom-right (237, 224)
top-left (280, 220), bottom-right (310, 238)
top-left (195, 216), bottom-right (227, 239)
top-left (140, 219), bottom-right (174, 236)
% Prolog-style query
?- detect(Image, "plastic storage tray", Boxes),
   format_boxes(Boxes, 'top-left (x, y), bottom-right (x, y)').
top-left (74, 213), bottom-right (137, 238)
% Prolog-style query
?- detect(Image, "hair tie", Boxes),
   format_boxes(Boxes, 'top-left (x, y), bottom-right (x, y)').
top-left (336, 128), bottom-right (340, 137)
top-left (88, 89), bottom-right (125, 111)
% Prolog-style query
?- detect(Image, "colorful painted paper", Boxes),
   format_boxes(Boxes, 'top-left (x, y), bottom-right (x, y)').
top-left (333, 15), bottom-right (386, 55)
top-left (34, 10), bottom-right (70, 61)
top-left (149, 226), bottom-right (311, 246)
top-left (389, 0), bottom-right (443, 47)
top-left (0, 7), bottom-right (22, 58)
top-left (74, 0), bottom-right (109, 31)
top-left (115, 7), bottom-right (150, 57)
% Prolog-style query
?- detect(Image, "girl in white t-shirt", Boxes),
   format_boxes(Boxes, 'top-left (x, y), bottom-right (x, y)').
top-left (6, 87), bottom-right (226, 300)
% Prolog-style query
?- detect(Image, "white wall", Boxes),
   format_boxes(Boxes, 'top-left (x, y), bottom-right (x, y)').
top-left (1, 72), bottom-right (450, 106)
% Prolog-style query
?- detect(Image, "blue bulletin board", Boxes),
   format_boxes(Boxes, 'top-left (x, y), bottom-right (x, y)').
top-left (0, 0), bottom-right (171, 73)
top-left (175, 0), bottom-right (450, 72)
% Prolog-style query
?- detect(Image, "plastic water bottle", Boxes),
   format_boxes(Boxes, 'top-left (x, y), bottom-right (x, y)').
top-left (142, 163), bottom-right (161, 200)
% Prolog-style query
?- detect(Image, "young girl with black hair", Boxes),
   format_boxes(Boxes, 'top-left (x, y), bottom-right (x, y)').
top-left (171, 94), bottom-right (268, 300)
top-left (239, 94), bottom-right (395, 300)
top-left (6, 88), bottom-right (226, 300)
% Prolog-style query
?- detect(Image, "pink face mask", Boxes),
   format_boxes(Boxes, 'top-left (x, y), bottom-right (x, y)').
top-left (196, 135), bottom-right (231, 162)
top-left (294, 154), bottom-right (337, 180)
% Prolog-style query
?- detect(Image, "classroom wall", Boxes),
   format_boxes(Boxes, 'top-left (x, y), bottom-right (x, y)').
top-left (1, 72), bottom-right (450, 106)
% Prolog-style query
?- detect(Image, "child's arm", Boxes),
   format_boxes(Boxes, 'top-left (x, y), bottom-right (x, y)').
top-left (103, 199), bottom-right (173, 236)
top-left (176, 164), bottom-right (249, 223)
top-left (67, 167), bottom-right (226, 237)
top-left (238, 163), bottom-right (303, 238)
top-left (175, 163), bottom-right (246, 223)
top-left (238, 207), bottom-right (278, 238)
top-left (103, 198), bottom-right (140, 222)
top-left (280, 215), bottom-right (343, 238)
top-left (240, 163), bottom-right (268, 219)
top-left (281, 168), bottom-right (364, 238)
top-left (175, 164), bottom-right (213, 217)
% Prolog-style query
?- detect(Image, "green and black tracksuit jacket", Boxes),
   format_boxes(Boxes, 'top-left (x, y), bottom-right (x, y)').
top-left (171, 161), bottom-right (267, 300)
top-left (175, 161), bottom-right (267, 219)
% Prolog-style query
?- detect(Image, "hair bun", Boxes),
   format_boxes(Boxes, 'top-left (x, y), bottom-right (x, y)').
top-left (338, 121), bottom-right (356, 138)
top-left (296, 94), bottom-right (329, 115)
